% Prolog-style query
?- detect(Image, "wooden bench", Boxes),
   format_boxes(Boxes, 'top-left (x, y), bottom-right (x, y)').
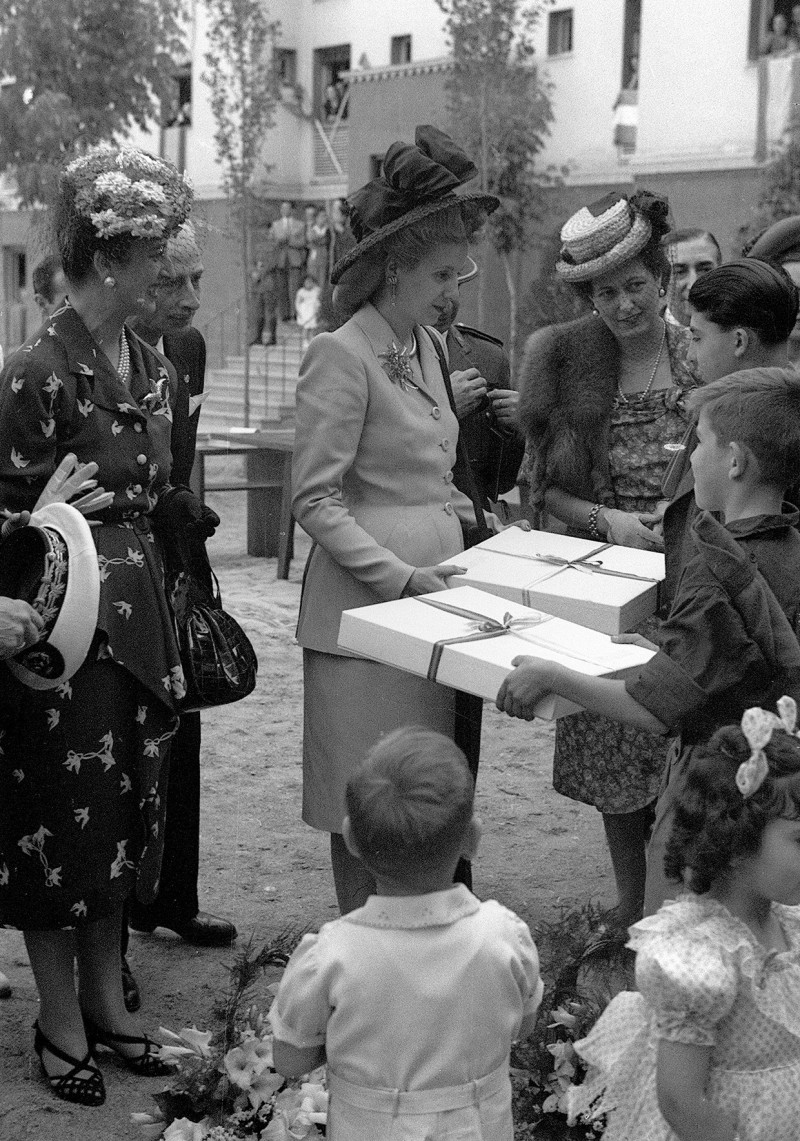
top-left (190, 429), bottom-right (295, 578)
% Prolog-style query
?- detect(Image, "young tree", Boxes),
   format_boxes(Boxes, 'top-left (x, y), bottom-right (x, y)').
top-left (436, 0), bottom-right (560, 369)
top-left (203, 0), bottom-right (281, 425)
top-left (0, 0), bottom-right (185, 205)
top-left (740, 139), bottom-right (800, 253)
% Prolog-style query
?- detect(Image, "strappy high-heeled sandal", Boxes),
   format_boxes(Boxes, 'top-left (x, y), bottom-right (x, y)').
top-left (33, 1021), bottom-right (106, 1106)
top-left (82, 1014), bottom-right (172, 1076)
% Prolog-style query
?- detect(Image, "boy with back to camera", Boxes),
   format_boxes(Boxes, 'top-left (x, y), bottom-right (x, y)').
top-left (497, 370), bottom-right (800, 914)
top-left (269, 727), bottom-right (544, 1140)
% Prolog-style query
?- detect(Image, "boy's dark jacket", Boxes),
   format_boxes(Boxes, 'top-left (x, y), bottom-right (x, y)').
top-left (629, 510), bottom-right (800, 742)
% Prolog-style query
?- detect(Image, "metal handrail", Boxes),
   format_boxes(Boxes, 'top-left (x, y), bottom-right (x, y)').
top-left (198, 297), bottom-right (303, 428)
top-left (199, 297), bottom-right (246, 371)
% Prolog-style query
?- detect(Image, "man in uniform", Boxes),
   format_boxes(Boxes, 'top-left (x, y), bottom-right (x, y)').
top-left (122, 223), bottom-right (236, 1011)
top-left (436, 258), bottom-right (525, 519)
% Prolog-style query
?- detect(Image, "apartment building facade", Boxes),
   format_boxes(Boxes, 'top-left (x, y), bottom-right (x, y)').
top-left (0, 0), bottom-right (790, 348)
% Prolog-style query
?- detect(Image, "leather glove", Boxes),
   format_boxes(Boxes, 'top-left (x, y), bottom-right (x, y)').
top-left (154, 485), bottom-right (220, 539)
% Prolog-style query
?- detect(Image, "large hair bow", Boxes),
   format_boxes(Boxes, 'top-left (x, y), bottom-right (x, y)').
top-left (736, 695), bottom-right (798, 798)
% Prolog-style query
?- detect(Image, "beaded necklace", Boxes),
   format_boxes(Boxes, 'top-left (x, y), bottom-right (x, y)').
top-left (117, 330), bottom-right (131, 385)
top-left (616, 321), bottom-right (666, 405)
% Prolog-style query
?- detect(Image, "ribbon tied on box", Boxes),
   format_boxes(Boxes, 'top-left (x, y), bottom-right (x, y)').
top-left (492, 541), bottom-right (661, 586)
top-left (417, 596), bottom-right (549, 681)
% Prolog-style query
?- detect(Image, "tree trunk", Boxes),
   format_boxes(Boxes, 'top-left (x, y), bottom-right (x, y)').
top-left (477, 74), bottom-right (489, 329)
top-left (501, 251), bottom-right (518, 378)
top-left (241, 191), bottom-right (251, 427)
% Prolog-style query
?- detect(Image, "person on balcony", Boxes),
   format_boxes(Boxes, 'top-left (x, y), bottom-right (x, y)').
top-left (762, 12), bottom-right (798, 55)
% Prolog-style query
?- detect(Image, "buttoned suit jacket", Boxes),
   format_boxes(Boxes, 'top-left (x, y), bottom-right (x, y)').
top-left (270, 217), bottom-right (307, 270)
top-left (128, 323), bottom-right (207, 924)
top-left (292, 303), bottom-right (476, 655)
top-left (162, 327), bottom-right (206, 487)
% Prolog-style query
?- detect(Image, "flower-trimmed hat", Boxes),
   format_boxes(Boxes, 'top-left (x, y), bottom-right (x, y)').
top-left (556, 192), bottom-right (656, 283)
top-left (64, 144), bottom-right (193, 241)
top-left (0, 503), bottom-right (100, 689)
top-left (330, 125), bottom-right (498, 286)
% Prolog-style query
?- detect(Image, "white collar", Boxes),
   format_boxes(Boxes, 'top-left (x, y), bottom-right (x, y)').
top-left (343, 884), bottom-right (481, 930)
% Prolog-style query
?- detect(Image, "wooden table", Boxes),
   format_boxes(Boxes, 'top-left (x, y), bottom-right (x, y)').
top-left (190, 429), bottom-right (295, 577)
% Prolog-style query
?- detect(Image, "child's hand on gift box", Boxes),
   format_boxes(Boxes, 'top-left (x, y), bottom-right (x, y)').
top-left (496, 656), bottom-right (556, 720)
top-left (612, 632), bottom-right (658, 653)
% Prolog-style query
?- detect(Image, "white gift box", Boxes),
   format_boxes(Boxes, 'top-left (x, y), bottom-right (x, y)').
top-left (338, 585), bottom-right (654, 720)
top-left (446, 530), bottom-right (665, 634)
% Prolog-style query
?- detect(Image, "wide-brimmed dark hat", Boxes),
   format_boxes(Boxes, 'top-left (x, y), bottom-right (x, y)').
top-left (0, 502), bottom-right (99, 689)
top-left (330, 125), bottom-right (498, 286)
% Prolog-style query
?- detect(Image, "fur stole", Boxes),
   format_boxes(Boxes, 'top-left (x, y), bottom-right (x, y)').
top-left (518, 314), bottom-right (694, 519)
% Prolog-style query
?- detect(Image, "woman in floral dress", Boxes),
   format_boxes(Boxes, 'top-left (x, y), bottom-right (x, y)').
top-left (0, 145), bottom-right (201, 1106)
top-left (518, 191), bottom-right (699, 934)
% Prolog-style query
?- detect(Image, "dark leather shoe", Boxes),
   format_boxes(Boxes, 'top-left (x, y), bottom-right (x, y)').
top-left (173, 912), bottom-right (238, 946)
top-left (131, 911), bottom-right (238, 946)
top-left (121, 957), bottom-right (141, 1013)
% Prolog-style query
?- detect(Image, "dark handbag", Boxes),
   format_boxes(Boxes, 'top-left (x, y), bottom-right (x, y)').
top-left (166, 536), bottom-right (258, 713)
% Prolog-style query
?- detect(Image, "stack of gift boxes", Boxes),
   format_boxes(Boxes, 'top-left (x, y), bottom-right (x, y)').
top-left (338, 530), bottom-right (664, 720)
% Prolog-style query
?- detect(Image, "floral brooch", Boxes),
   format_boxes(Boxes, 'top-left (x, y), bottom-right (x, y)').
top-left (378, 338), bottom-right (418, 393)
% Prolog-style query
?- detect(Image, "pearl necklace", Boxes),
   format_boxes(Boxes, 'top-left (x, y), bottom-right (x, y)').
top-left (616, 322), bottom-right (666, 405)
top-left (117, 330), bottom-right (131, 385)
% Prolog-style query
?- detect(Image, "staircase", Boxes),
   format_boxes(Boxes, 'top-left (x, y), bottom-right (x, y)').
top-left (199, 321), bottom-right (304, 434)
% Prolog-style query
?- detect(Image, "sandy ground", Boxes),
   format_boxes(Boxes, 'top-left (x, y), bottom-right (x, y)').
top-left (0, 474), bottom-right (613, 1140)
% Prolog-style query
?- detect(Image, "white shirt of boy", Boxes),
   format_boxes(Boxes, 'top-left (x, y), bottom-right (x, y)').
top-left (269, 884), bottom-right (543, 1141)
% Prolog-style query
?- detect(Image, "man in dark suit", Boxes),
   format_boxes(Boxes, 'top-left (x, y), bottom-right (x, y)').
top-left (122, 224), bottom-right (236, 1010)
top-left (269, 201), bottom-right (307, 321)
top-left (436, 258), bottom-right (525, 517)
top-left (249, 235), bottom-right (280, 347)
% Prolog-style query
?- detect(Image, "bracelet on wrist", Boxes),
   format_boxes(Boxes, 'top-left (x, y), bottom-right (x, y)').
top-left (588, 502), bottom-right (604, 539)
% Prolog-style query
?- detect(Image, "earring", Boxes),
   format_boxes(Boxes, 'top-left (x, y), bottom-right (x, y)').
top-left (387, 273), bottom-right (398, 305)
top-left (592, 307), bottom-right (599, 316)
top-left (659, 287), bottom-right (666, 297)
top-left (103, 275), bottom-right (116, 288)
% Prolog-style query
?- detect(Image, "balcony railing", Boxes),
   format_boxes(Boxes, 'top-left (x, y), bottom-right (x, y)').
top-left (313, 86), bottom-right (349, 181)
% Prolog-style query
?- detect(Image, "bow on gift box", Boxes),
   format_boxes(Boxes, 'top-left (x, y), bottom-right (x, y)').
top-left (495, 542), bottom-right (661, 585)
top-left (417, 596), bottom-right (547, 681)
top-left (415, 595), bottom-right (617, 682)
top-left (737, 695), bottom-right (799, 798)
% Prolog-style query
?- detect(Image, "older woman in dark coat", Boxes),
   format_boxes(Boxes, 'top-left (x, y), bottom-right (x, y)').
top-left (0, 145), bottom-right (205, 1106)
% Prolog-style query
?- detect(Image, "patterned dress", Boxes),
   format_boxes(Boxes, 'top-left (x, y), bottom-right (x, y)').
top-left (0, 304), bottom-right (184, 930)
top-left (570, 896), bottom-right (800, 1140)
top-left (553, 381), bottom-right (692, 813)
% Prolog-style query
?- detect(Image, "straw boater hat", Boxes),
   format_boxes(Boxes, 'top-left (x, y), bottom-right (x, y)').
top-left (0, 502), bottom-right (100, 689)
top-left (330, 125), bottom-right (498, 288)
top-left (555, 193), bottom-right (653, 283)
